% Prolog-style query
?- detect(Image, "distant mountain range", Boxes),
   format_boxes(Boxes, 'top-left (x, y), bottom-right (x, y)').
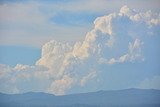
top-left (0, 88), bottom-right (160, 107)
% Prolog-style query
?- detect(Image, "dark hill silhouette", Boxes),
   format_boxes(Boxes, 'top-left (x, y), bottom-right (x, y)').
top-left (0, 88), bottom-right (160, 107)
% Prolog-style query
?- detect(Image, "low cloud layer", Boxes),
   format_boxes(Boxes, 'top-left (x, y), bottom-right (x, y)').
top-left (0, 6), bottom-right (160, 95)
top-left (137, 75), bottom-right (160, 89)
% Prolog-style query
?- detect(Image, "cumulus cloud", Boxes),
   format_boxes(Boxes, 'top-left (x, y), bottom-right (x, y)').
top-left (0, 64), bottom-right (49, 94)
top-left (0, 6), bottom-right (160, 95)
top-left (80, 70), bottom-right (97, 87)
top-left (99, 39), bottom-right (144, 64)
top-left (48, 75), bottom-right (74, 95)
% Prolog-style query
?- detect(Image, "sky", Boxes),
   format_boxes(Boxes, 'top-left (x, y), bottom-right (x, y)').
top-left (0, 0), bottom-right (160, 95)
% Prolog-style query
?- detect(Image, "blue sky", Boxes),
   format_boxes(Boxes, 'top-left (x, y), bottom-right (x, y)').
top-left (0, 46), bottom-right (40, 66)
top-left (0, 0), bottom-right (160, 95)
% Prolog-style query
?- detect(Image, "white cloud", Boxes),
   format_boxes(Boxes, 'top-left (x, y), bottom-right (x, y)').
top-left (120, 5), bottom-right (135, 16)
top-left (80, 70), bottom-right (97, 87)
top-left (119, 6), bottom-right (160, 26)
top-left (0, 5), bottom-right (160, 95)
top-left (36, 40), bottom-right (72, 70)
top-left (48, 75), bottom-right (74, 95)
top-left (99, 39), bottom-right (144, 64)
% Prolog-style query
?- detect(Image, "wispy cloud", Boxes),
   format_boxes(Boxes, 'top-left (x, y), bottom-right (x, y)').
top-left (0, 1), bottom-right (91, 47)
top-left (0, 0), bottom-right (160, 47)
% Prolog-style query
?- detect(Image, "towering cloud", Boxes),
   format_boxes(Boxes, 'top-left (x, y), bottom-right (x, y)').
top-left (0, 6), bottom-right (160, 95)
